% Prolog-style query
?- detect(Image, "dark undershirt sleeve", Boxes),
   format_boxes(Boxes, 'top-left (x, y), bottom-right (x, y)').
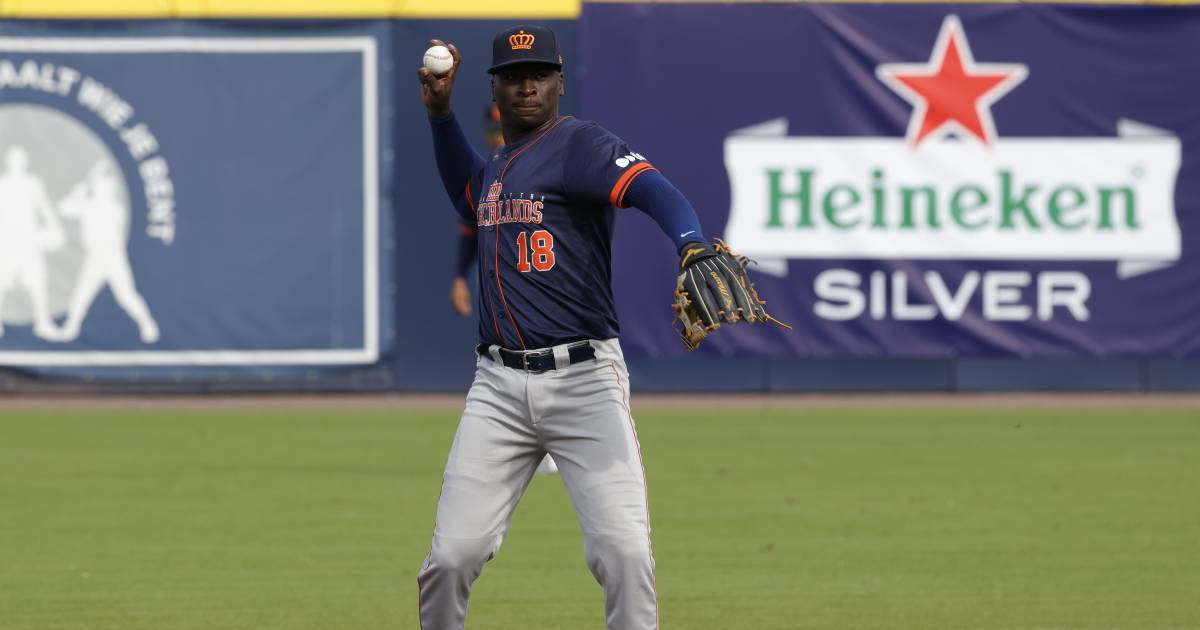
top-left (429, 112), bottom-right (486, 222)
top-left (622, 169), bottom-right (707, 252)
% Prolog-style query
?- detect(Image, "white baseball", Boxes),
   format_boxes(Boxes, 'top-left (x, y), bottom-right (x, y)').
top-left (423, 45), bottom-right (453, 76)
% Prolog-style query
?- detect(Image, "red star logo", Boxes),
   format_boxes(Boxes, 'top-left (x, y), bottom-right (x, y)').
top-left (876, 15), bottom-right (1027, 148)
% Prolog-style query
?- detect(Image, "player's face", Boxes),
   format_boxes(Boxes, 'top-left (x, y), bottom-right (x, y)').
top-left (491, 64), bottom-right (563, 139)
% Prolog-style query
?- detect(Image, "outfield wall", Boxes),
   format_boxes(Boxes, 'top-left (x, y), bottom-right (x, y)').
top-left (1, 2), bottom-right (1199, 393)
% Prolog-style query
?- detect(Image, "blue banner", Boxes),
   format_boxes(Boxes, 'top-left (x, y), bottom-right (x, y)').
top-left (0, 23), bottom-right (389, 368)
top-left (582, 4), bottom-right (1200, 358)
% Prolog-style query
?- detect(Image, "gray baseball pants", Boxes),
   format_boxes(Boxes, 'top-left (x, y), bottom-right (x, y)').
top-left (417, 338), bottom-right (659, 630)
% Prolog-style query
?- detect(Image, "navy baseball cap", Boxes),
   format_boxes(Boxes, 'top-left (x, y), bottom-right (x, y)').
top-left (488, 25), bottom-right (563, 74)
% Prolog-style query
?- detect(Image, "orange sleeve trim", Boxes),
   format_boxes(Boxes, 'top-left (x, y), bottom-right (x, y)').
top-left (463, 180), bottom-right (474, 207)
top-left (609, 162), bottom-right (656, 207)
top-left (456, 223), bottom-right (477, 237)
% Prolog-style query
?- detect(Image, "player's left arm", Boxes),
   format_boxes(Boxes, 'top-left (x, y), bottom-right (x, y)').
top-left (621, 171), bottom-right (706, 253)
top-left (562, 123), bottom-right (787, 348)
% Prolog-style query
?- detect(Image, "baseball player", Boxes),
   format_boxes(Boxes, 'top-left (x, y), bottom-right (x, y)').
top-left (416, 25), bottom-right (712, 630)
top-left (450, 104), bottom-right (559, 477)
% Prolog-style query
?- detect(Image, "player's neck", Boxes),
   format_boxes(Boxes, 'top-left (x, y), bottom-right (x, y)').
top-left (502, 115), bottom-right (559, 146)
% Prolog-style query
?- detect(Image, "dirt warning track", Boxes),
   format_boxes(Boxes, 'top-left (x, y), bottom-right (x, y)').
top-left (1, 392), bottom-right (1199, 411)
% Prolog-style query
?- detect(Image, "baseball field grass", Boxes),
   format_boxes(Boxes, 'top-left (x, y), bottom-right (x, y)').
top-left (2, 403), bottom-right (1198, 629)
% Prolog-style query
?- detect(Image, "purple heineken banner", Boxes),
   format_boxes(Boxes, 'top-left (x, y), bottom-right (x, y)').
top-left (581, 4), bottom-right (1200, 358)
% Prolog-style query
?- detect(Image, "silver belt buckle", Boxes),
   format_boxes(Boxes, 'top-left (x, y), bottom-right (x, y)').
top-left (522, 347), bottom-right (553, 372)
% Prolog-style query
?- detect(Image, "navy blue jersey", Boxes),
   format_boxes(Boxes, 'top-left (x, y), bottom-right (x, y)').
top-left (454, 116), bottom-right (657, 350)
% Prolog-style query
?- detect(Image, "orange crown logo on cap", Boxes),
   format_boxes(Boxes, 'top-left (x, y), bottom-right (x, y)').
top-left (509, 30), bottom-right (535, 50)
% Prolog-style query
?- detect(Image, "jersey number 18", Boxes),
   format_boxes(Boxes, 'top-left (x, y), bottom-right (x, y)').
top-left (516, 230), bottom-right (556, 272)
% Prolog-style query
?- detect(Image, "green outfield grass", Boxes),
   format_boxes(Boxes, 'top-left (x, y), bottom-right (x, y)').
top-left (1, 405), bottom-right (1198, 629)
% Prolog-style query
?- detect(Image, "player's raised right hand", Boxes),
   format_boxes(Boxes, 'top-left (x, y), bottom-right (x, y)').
top-left (418, 39), bottom-right (461, 118)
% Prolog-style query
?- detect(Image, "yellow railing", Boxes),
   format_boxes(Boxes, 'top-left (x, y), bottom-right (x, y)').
top-left (585, 0), bottom-right (1196, 4)
top-left (0, 0), bottom-right (1192, 19)
top-left (0, 0), bottom-right (580, 18)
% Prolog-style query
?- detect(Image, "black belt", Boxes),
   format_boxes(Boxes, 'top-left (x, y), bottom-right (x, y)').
top-left (477, 341), bottom-right (596, 373)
